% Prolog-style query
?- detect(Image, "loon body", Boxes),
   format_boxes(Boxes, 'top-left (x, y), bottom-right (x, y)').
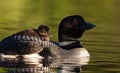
top-left (0, 31), bottom-right (43, 55)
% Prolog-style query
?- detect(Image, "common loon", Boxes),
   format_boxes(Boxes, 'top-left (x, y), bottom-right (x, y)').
top-left (0, 15), bottom-right (96, 71)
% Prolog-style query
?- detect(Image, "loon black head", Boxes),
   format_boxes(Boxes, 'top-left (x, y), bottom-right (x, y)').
top-left (58, 15), bottom-right (96, 42)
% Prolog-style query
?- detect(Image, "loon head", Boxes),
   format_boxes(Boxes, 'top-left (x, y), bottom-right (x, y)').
top-left (58, 15), bottom-right (96, 42)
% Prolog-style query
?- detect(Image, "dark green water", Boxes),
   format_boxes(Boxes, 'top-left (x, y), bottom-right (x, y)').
top-left (0, 0), bottom-right (120, 73)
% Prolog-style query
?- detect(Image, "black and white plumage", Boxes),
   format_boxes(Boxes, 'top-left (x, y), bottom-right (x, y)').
top-left (0, 29), bottom-right (44, 55)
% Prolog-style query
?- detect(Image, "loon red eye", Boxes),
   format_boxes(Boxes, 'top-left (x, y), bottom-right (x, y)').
top-left (71, 19), bottom-right (78, 26)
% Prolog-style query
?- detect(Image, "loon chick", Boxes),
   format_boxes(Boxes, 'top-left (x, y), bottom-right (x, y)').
top-left (0, 24), bottom-right (50, 55)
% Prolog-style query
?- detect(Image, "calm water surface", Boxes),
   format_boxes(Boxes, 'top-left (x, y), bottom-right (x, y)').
top-left (0, 0), bottom-right (120, 73)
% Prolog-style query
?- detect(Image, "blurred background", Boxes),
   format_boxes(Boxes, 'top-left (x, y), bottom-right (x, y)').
top-left (0, 0), bottom-right (120, 73)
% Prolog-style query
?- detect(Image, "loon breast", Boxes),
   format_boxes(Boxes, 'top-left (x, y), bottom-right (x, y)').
top-left (58, 41), bottom-right (90, 58)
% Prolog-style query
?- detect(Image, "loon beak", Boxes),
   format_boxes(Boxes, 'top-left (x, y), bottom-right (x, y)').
top-left (76, 23), bottom-right (96, 30)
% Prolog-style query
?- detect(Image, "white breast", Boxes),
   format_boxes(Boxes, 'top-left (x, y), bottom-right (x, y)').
top-left (58, 41), bottom-right (90, 58)
top-left (60, 47), bottom-right (90, 58)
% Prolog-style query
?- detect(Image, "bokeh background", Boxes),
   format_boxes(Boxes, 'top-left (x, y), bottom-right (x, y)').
top-left (0, 0), bottom-right (120, 73)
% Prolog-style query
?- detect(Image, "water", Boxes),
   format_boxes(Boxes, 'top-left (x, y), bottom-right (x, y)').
top-left (0, 0), bottom-right (120, 73)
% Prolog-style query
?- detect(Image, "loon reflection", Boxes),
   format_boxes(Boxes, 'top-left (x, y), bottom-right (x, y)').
top-left (0, 55), bottom-right (89, 73)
